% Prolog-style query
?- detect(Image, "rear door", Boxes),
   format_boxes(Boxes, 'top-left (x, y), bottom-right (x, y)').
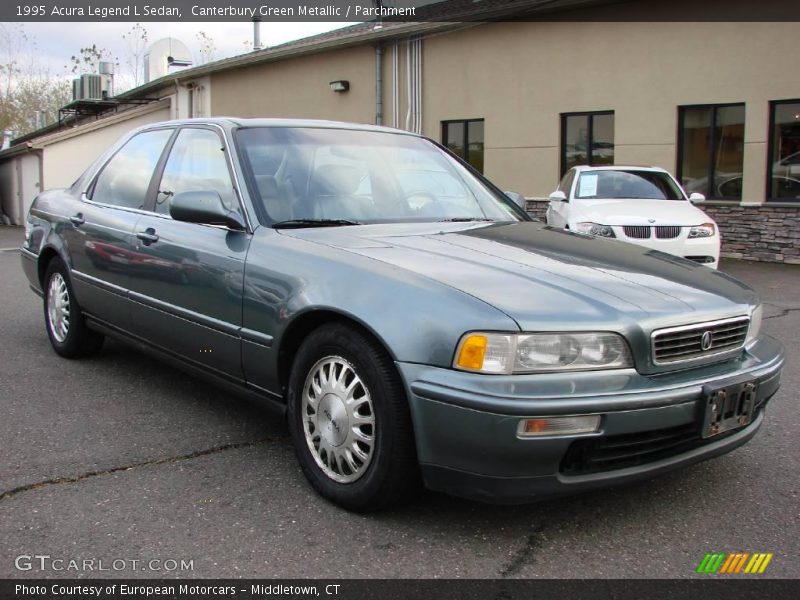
top-left (127, 126), bottom-right (252, 380)
top-left (64, 128), bottom-right (174, 328)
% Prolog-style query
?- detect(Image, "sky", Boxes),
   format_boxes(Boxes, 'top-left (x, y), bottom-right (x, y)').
top-left (8, 21), bottom-right (354, 89)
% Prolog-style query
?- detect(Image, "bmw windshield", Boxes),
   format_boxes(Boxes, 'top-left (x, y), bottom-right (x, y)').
top-left (235, 127), bottom-right (527, 226)
top-left (575, 170), bottom-right (685, 200)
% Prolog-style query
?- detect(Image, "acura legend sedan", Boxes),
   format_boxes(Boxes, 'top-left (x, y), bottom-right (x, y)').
top-left (21, 119), bottom-right (783, 511)
top-left (547, 166), bottom-right (720, 268)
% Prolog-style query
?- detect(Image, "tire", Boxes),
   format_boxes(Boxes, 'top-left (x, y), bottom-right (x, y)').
top-left (43, 258), bottom-right (104, 358)
top-left (287, 323), bottom-right (419, 511)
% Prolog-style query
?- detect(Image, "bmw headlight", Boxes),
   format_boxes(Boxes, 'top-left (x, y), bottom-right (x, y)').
top-left (454, 332), bottom-right (633, 374)
top-left (745, 304), bottom-right (762, 347)
top-left (574, 222), bottom-right (615, 238)
top-left (688, 223), bottom-right (716, 238)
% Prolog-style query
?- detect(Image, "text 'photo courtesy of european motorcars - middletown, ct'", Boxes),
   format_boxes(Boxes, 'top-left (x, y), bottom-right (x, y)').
top-left (20, 118), bottom-right (784, 511)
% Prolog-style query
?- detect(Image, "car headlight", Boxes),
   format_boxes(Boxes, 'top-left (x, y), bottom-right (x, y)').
top-left (745, 304), bottom-right (762, 347)
top-left (454, 332), bottom-right (633, 374)
top-left (688, 223), bottom-right (716, 238)
top-left (574, 222), bottom-right (616, 238)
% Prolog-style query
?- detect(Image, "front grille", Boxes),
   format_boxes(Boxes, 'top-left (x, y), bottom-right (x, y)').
top-left (655, 226), bottom-right (682, 239)
top-left (560, 423), bottom-right (699, 475)
top-left (652, 317), bottom-right (749, 365)
top-left (623, 225), bottom-right (651, 239)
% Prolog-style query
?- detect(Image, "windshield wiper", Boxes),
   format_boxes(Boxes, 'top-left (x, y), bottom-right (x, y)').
top-left (272, 219), bottom-right (363, 229)
top-left (437, 217), bottom-right (495, 223)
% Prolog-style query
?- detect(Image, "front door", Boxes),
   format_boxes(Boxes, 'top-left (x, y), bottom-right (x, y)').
top-left (64, 128), bottom-right (174, 328)
top-left (126, 126), bottom-right (251, 379)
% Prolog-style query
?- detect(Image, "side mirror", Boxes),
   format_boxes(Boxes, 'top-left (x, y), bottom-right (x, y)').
top-left (170, 191), bottom-right (246, 230)
top-left (504, 191), bottom-right (526, 209)
top-left (549, 190), bottom-right (567, 203)
top-left (688, 192), bottom-right (705, 203)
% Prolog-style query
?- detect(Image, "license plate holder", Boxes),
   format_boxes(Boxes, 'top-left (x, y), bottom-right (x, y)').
top-left (701, 380), bottom-right (757, 439)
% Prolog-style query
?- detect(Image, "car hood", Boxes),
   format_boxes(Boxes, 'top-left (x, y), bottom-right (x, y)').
top-left (569, 199), bottom-right (711, 226)
top-left (279, 221), bottom-right (755, 331)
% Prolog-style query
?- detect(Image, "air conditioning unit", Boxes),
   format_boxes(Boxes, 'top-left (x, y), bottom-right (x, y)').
top-left (71, 74), bottom-right (113, 101)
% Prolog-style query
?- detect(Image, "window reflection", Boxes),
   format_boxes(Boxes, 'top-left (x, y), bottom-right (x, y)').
top-left (679, 104), bottom-right (745, 200)
top-left (561, 112), bottom-right (615, 175)
top-left (769, 100), bottom-right (800, 201)
top-left (442, 119), bottom-right (484, 174)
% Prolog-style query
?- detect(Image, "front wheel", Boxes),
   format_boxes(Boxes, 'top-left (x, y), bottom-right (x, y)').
top-left (287, 323), bottom-right (418, 511)
top-left (43, 258), bottom-right (104, 358)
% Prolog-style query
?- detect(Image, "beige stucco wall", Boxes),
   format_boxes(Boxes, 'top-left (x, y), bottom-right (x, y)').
top-left (175, 17), bottom-right (800, 203)
top-left (210, 46), bottom-right (377, 124)
top-left (421, 21), bottom-right (800, 200)
top-left (40, 102), bottom-right (171, 189)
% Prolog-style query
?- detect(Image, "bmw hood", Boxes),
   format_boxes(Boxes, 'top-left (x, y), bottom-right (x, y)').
top-left (280, 221), bottom-right (756, 331)
top-left (569, 199), bottom-right (712, 227)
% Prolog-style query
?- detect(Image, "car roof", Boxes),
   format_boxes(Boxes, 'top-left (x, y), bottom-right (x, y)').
top-left (139, 117), bottom-right (420, 137)
top-left (571, 165), bottom-right (669, 173)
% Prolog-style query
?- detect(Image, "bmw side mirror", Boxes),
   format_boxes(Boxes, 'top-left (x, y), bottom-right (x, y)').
top-left (688, 192), bottom-right (705, 204)
top-left (170, 191), bottom-right (247, 231)
top-left (549, 190), bottom-right (567, 203)
top-left (504, 191), bottom-right (526, 209)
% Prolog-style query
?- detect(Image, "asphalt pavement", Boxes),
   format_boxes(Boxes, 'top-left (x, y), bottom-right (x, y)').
top-left (1, 225), bottom-right (798, 579)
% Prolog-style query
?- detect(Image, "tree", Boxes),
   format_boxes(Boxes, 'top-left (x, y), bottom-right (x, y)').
top-left (67, 44), bottom-right (117, 76)
top-left (196, 31), bottom-right (217, 65)
top-left (0, 23), bottom-right (70, 136)
top-left (122, 23), bottom-right (148, 88)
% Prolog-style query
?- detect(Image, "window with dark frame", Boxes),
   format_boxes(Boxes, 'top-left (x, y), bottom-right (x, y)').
top-left (560, 111), bottom-right (614, 176)
top-left (442, 119), bottom-right (484, 174)
top-left (90, 129), bottom-right (173, 209)
top-left (677, 104), bottom-right (745, 201)
top-left (767, 99), bottom-right (800, 201)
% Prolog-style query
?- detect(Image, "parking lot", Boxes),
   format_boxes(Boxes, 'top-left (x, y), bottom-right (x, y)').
top-left (1, 224), bottom-right (798, 579)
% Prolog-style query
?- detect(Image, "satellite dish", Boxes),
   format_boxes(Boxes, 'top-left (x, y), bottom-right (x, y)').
top-left (144, 38), bottom-right (192, 83)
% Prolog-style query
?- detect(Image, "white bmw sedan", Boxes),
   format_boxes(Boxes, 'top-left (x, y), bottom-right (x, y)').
top-left (546, 166), bottom-right (720, 268)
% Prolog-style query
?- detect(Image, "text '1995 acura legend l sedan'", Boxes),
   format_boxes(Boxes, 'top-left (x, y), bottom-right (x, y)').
top-left (21, 119), bottom-right (784, 511)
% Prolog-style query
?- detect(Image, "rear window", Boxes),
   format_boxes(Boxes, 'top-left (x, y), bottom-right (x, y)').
top-left (575, 170), bottom-right (684, 200)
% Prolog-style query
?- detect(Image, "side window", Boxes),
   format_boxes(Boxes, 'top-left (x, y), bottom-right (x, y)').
top-left (558, 169), bottom-right (576, 196)
top-left (155, 128), bottom-right (238, 215)
top-left (91, 129), bottom-right (173, 209)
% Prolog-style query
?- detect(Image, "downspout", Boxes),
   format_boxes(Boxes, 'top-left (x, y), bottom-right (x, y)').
top-left (173, 78), bottom-right (181, 119)
top-left (405, 40), bottom-right (412, 131)
top-left (416, 39), bottom-right (423, 135)
top-left (375, 43), bottom-right (384, 126)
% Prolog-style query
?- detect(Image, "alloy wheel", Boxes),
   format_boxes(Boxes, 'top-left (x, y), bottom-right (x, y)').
top-left (47, 272), bottom-right (70, 343)
top-left (301, 356), bottom-right (376, 483)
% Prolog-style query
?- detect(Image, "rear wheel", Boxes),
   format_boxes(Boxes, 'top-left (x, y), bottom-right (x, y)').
top-left (287, 323), bottom-right (418, 511)
top-left (43, 258), bottom-right (104, 358)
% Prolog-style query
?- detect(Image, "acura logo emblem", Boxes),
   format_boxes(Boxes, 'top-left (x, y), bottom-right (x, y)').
top-left (701, 330), bottom-right (713, 351)
top-left (648, 219), bottom-right (656, 223)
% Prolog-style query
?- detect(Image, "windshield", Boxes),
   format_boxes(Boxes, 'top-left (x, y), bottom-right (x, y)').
top-left (574, 170), bottom-right (685, 200)
top-left (235, 127), bottom-right (526, 225)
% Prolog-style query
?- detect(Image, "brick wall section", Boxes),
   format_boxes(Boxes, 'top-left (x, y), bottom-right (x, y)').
top-left (524, 199), bottom-right (548, 221)
top-left (695, 203), bottom-right (800, 264)
top-left (523, 199), bottom-right (800, 264)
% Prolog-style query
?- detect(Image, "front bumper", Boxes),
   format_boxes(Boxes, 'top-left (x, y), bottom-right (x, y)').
top-left (600, 226), bottom-right (720, 268)
top-left (398, 334), bottom-right (783, 503)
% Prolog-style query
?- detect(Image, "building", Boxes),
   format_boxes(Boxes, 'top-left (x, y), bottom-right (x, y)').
top-left (1, 0), bottom-right (798, 262)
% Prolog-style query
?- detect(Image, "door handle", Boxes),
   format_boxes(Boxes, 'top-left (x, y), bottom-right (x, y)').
top-left (69, 213), bottom-right (85, 226)
top-left (136, 228), bottom-right (159, 245)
